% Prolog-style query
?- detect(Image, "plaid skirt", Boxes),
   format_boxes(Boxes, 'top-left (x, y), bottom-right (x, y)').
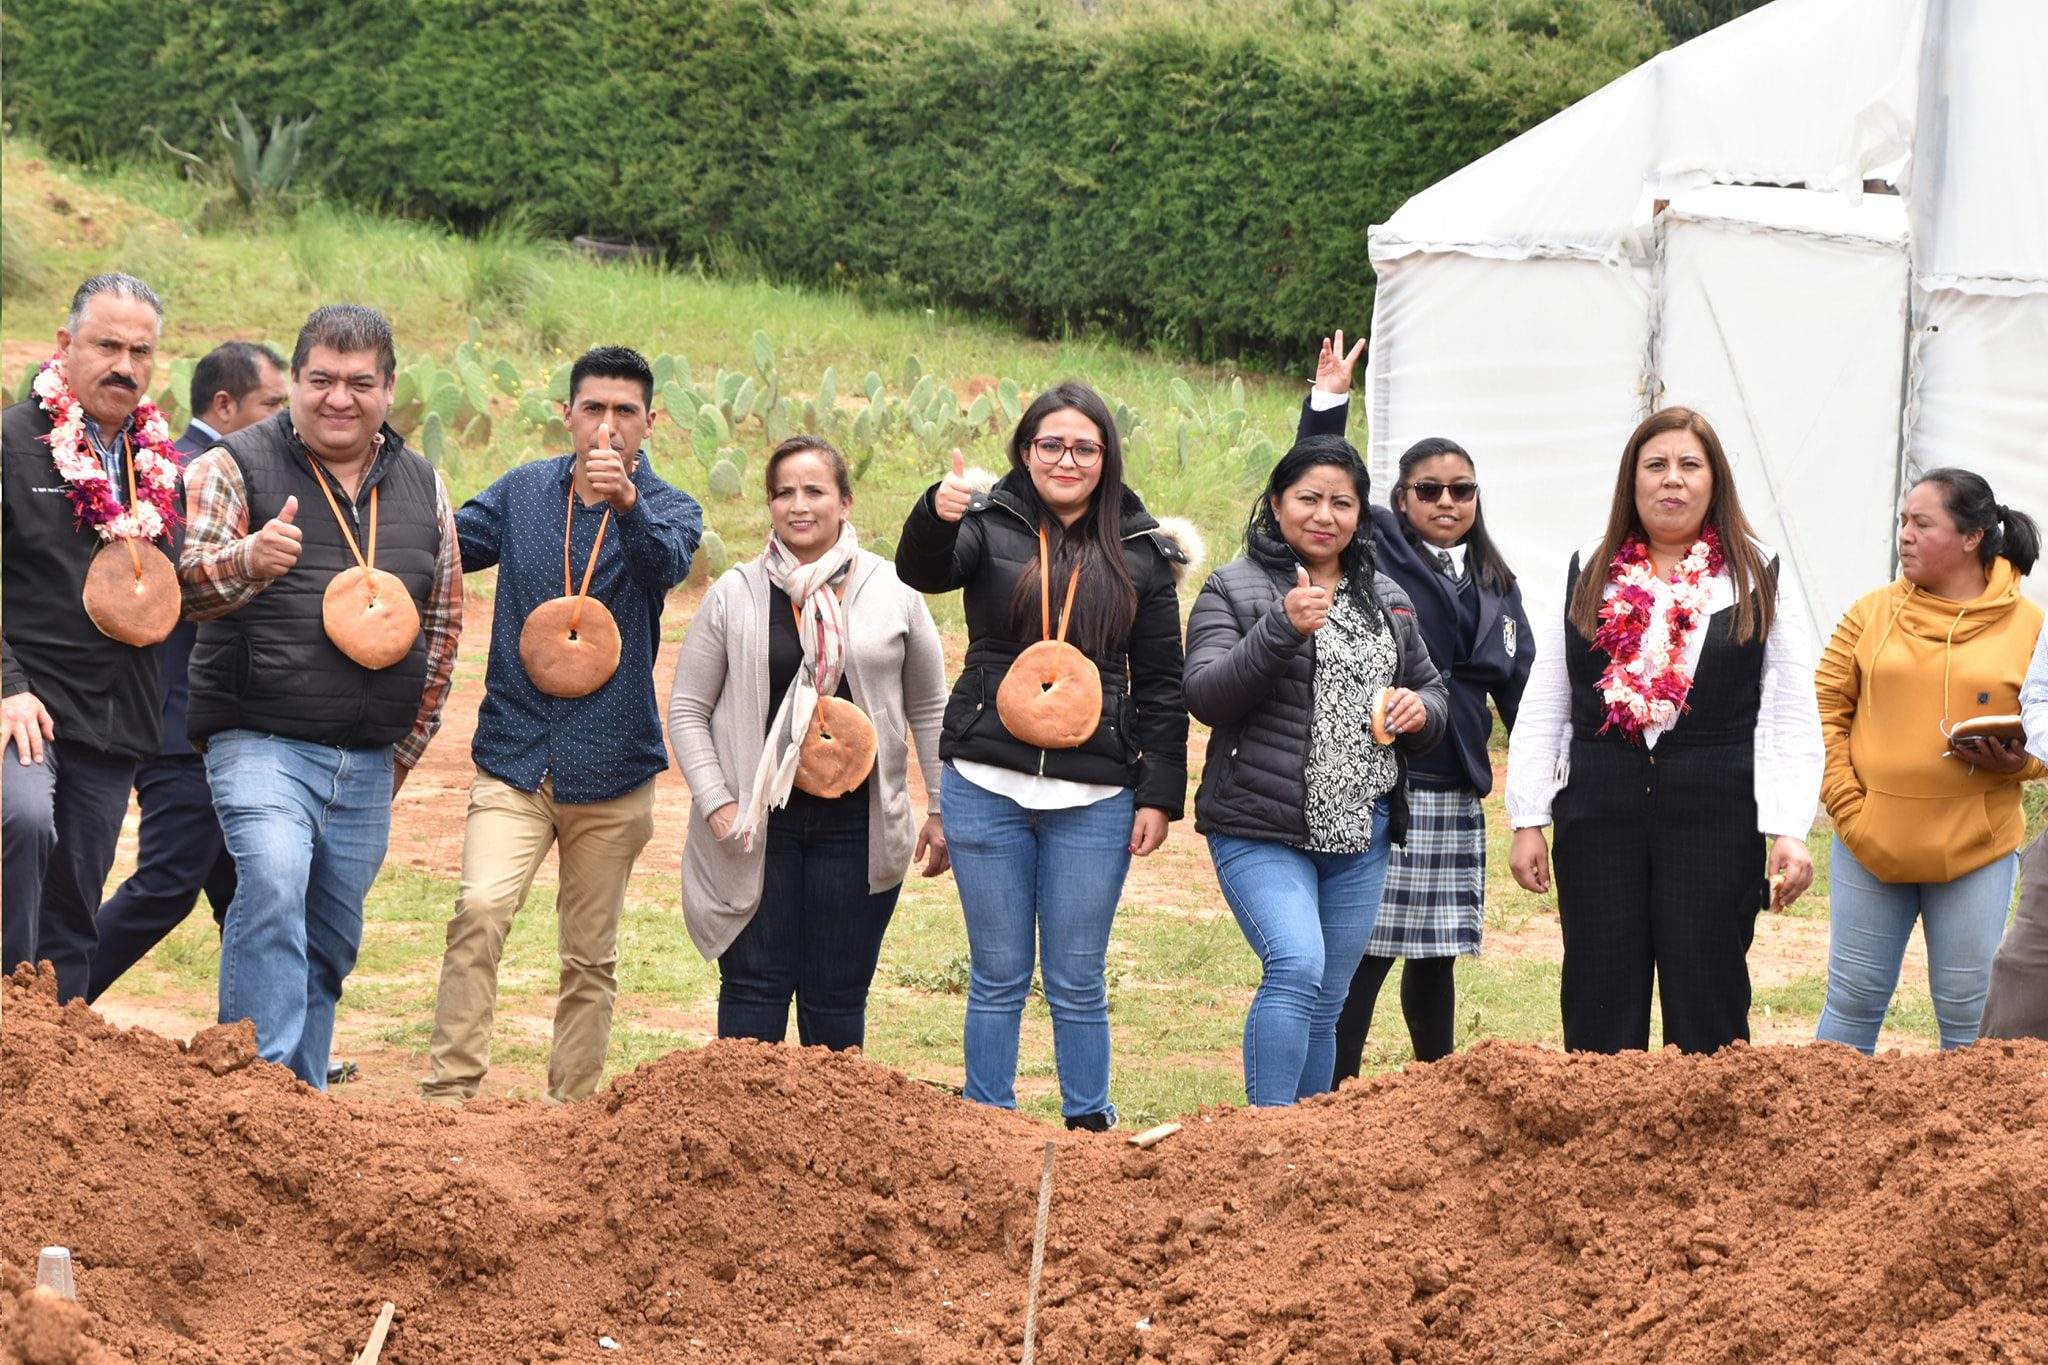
top-left (1366, 776), bottom-right (1484, 958)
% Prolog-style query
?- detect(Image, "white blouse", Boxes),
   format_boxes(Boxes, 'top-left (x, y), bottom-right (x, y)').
top-left (2021, 623), bottom-right (2048, 768)
top-left (1504, 538), bottom-right (1823, 839)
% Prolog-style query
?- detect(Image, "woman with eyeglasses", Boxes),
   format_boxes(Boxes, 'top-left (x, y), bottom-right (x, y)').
top-left (1812, 470), bottom-right (2044, 1052)
top-left (1295, 331), bottom-right (1533, 1074)
top-left (1503, 407), bottom-right (1822, 1054)
top-left (895, 382), bottom-right (1188, 1131)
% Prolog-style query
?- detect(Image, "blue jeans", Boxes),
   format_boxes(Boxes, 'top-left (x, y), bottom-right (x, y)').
top-left (941, 765), bottom-right (1132, 1121)
top-left (206, 730), bottom-right (393, 1089)
top-left (1816, 835), bottom-right (2017, 1053)
top-left (1210, 801), bottom-right (1393, 1107)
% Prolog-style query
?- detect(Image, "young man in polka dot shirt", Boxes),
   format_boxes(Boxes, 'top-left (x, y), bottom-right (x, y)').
top-left (420, 346), bottom-right (702, 1104)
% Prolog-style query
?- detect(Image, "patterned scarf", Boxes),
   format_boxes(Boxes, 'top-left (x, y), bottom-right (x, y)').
top-left (733, 521), bottom-right (861, 848)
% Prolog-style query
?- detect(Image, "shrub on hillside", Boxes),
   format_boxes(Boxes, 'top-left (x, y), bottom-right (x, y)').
top-left (0, 0), bottom-right (1663, 361)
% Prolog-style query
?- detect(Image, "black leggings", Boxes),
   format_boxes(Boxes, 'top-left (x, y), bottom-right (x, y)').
top-left (1333, 953), bottom-right (1457, 1083)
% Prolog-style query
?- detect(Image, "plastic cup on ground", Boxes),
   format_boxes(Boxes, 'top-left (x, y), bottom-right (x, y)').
top-left (36, 1246), bottom-right (76, 1301)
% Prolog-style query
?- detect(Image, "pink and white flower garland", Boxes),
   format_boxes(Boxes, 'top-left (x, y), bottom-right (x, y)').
top-left (31, 353), bottom-right (181, 544)
top-left (1592, 525), bottom-right (1724, 740)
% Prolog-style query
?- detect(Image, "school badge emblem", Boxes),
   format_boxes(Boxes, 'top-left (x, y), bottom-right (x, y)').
top-left (1502, 615), bottom-right (1517, 658)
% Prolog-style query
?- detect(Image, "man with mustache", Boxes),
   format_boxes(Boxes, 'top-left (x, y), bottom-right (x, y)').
top-left (2, 273), bottom-right (178, 1000)
top-left (88, 341), bottom-right (288, 1003)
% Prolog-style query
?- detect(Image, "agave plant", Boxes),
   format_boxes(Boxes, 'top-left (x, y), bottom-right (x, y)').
top-left (217, 101), bottom-right (318, 210)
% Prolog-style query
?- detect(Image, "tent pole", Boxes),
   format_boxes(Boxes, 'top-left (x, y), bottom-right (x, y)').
top-left (1894, 0), bottom-right (1951, 580)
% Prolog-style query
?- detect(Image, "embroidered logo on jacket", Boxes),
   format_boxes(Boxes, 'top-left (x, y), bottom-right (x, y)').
top-left (1502, 616), bottom-right (1518, 658)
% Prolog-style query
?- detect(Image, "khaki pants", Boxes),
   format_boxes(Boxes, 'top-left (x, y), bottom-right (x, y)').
top-left (1982, 827), bottom-right (2048, 1041)
top-left (421, 772), bottom-right (656, 1103)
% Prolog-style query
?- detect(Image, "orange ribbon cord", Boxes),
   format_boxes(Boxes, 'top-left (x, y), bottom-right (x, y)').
top-left (303, 453), bottom-right (381, 603)
top-left (788, 578), bottom-right (848, 631)
top-left (1036, 524), bottom-right (1082, 644)
top-left (562, 487), bottom-right (613, 636)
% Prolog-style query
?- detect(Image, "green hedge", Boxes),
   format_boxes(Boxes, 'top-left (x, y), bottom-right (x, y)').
top-left (2, 0), bottom-right (1664, 361)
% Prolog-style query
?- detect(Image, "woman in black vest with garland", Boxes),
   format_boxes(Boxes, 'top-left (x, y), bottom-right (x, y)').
top-left (1504, 406), bottom-right (1822, 1053)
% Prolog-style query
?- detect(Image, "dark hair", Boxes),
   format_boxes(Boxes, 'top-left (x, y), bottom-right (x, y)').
top-left (1002, 381), bottom-right (1138, 658)
top-left (68, 272), bottom-right (162, 333)
top-left (569, 345), bottom-right (655, 408)
top-left (764, 435), bottom-right (851, 502)
top-left (1568, 407), bottom-right (1776, 645)
top-left (189, 341), bottom-right (286, 416)
top-left (1392, 436), bottom-right (1517, 596)
top-left (1912, 467), bottom-right (2041, 576)
top-left (291, 304), bottom-right (396, 380)
top-left (1247, 433), bottom-right (1384, 629)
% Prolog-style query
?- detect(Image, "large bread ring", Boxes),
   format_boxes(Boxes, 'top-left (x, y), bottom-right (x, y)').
top-left (321, 566), bottom-right (420, 669)
top-left (997, 640), bottom-right (1102, 750)
top-left (83, 542), bottom-right (180, 646)
top-left (795, 696), bottom-right (877, 798)
top-left (520, 596), bottom-right (622, 698)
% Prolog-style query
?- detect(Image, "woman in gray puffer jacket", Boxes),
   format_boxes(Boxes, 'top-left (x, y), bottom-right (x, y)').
top-left (1186, 434), bottom-right (1446, 1106)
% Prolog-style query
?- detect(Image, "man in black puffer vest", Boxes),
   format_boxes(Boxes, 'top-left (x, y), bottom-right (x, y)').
top-left (2, 273), bottom-right (174, 1001)
top-left (179, 305), bottom-right (462, 1089)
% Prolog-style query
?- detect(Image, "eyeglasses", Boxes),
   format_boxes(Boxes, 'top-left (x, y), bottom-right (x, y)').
top-left (1407, 480), bottom-right (1479, 505)
top-left (1028, 436), bottom-right (1106, 468)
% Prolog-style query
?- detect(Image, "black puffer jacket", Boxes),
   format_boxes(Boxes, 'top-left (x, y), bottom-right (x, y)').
top-left (1185, 535), bottom-right (1447, 846)
top-left (895, 473), bottom-right (1189, 818)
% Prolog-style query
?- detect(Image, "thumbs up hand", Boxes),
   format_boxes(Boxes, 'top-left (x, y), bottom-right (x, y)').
top-left (1284, 564), bottom-right (1332, 635)
top-left (934, 448), bottom-right (974, 523)
top-left (249, 493), bottom-right (304, 579)
top-left (584, 419), bottom-right (637, 511)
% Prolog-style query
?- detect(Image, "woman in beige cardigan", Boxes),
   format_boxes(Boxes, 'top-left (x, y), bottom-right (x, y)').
top-left (668, 437), bottom-right (949, 1049)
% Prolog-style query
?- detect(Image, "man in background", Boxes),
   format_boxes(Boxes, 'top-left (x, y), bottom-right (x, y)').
top-left (87, 341), bottom-right (287, 1003)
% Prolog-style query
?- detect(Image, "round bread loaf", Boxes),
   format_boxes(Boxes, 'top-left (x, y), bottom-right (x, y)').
top-left (520, 596), bottom-right (623, 698)
top-left (1370, 687), bottom-right (1396, 745)
top-left (795, 696), bottom-right (877, 798)
top-left (83, 543), bottom-right (180, 646)
top-left (997, 640), bottom-right (1103, 750)
top-left (321, 566), bottom-right (420, 670)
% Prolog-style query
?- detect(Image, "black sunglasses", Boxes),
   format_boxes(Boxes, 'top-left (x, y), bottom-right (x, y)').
top-left (1406, 480), bottom-right (1479, 505)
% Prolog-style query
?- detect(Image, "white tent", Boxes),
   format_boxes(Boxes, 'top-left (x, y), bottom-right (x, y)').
top-left (1361, 0), bottom-right (2048, 640)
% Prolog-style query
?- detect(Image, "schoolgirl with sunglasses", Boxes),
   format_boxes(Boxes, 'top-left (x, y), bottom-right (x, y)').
top-left (1296, 331), bottom-right (1533, 1073)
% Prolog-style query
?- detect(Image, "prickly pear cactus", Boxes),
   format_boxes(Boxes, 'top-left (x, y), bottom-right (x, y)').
top-left (696, 528), bottom-right (730, 578)
top-left (708, 458), bottom-right (743, 500)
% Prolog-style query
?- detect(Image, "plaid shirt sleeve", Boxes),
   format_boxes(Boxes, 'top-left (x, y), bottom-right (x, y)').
top-left (395, 471), bottom-right (464, 770)
top-left (177, 449), bottom-right (263, 620)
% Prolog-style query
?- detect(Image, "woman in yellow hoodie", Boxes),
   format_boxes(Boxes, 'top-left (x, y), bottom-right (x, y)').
top-left (1815, 468), bottom-right (2045, 1053)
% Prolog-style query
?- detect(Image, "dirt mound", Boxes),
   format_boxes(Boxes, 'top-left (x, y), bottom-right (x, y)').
top-left (3, 964), bottom-right (2044, 1364)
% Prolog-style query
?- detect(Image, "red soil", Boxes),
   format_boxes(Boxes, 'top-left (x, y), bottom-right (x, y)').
top-left (3, 965), bottom-right (2044, 1364)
